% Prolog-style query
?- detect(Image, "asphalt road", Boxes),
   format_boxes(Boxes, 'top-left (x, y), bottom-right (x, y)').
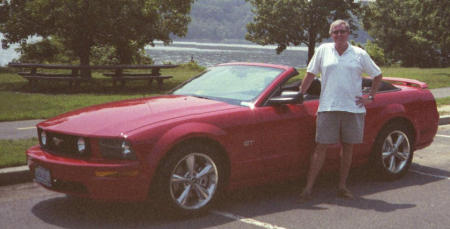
top-left (0, 119), bottom-right (44, 139)
top-left (1, 125), bottom-right (449, 229)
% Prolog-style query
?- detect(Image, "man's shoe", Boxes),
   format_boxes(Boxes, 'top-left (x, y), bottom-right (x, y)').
top-left (337, 188), bottom-right (354, 199)
top-left (298, 190), bottom-right (312, 202)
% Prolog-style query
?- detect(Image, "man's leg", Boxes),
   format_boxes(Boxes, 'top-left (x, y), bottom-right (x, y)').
top-left (338, 143), bottom-right (354, 198)
top-left (301, 143), bottom-right (329, 196)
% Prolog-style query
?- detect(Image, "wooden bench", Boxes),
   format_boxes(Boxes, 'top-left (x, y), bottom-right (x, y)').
top-left (102, 65), bottom-right (177, 90)
top-left (8, 63), bottom-right (178, 91)
top-left (9, 64), bottom-right (91, 89)
top-left (103, 73), bottom-right (173, 89)
top-left (19, 73), bottom-right (89, 87)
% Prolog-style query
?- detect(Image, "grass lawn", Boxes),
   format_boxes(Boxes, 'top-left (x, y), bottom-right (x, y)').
top-left (0, 65), bottom-right (449, 121)
top-left (0, 64), bottom-right (202, 121)
top-left (380, 67), bottom-right (450, 89)
top-left (0, 138), bottom-right (38, 168)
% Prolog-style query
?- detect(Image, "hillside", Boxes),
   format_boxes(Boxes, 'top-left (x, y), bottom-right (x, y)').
top-left (181, 0), bottom-right (371, 43)
top-left (182, 0), bottom-right (253, 42)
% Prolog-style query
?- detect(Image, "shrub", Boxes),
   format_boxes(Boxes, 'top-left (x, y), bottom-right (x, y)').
top-left (365, 41), bottom-right (387, 66)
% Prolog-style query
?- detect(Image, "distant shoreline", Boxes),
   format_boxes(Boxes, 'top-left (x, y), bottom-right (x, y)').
top-left (150, 40), bottom-right (309, 52)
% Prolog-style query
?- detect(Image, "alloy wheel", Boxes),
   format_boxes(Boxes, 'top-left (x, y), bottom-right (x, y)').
top-left (169, 153), bottom-right (219, 210)
top-left (381, 130), bottom-right (411, 174)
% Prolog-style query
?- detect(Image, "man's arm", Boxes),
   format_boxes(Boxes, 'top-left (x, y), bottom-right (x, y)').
top-left (369, 74), bottom-right (383, 98)
top-left (356, 74), bottom-right (383, 106)
top-left (299, 72), bottom-right (316, 94)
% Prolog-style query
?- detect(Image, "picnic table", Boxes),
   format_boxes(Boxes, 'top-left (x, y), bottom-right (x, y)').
top-left (8, 63), bottom-right (178, 90)
top-left (8, 63), bottom-right (91, 88)
top-left (101, 64), bottom-right (177, 89)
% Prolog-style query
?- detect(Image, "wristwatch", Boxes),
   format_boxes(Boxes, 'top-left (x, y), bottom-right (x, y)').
top-left (368, 95), bottom-right (374, 101)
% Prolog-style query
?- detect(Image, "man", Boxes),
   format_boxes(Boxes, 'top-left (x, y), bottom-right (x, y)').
top-left (299, 19), bottom-right (382, 200)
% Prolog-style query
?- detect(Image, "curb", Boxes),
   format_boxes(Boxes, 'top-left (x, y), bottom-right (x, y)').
top-left (0, 165), bottom-right (31, 186)
top-left (439, 115), bottom-right (450, 126)
top-left (1, 115), bottom-right (450, 187)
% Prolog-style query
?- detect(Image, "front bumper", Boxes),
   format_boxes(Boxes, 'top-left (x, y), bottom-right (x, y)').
top-left (27, 145), bottom-right (150, 202)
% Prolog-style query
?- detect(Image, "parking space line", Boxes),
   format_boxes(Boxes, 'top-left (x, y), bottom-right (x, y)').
top-left (211, 210), bottom-right (288, 229)
top-left (17, 126), bottom-right (35, 130)
top-left (435, 134), bottom-right (450, 138)
top-left (410, 169), bottom-right (450, 180)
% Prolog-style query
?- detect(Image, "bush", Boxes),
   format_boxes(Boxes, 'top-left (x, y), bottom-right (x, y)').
top-left (179, 61), bottom-right (206, 71)
top-left (16, 37), bottom-right (153, 65)
top-left (365, 41), bottom-right (387, 66)
top-left (17, 38), bottom-right (77, 64)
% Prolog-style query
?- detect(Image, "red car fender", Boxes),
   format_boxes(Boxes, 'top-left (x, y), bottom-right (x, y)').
top-left (367, 103), bottom-right (417, 145)
top-left (143, 122), bottom-right (228, 181)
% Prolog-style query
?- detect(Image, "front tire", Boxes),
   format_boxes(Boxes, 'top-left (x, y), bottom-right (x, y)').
top-left (156, 143), bottom-right (224, 215)
top-left (371, 123), bottom-right (414, 180)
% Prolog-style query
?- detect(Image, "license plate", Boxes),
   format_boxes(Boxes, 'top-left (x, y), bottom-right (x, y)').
top-left (34, 166), bottom-right (52, 187)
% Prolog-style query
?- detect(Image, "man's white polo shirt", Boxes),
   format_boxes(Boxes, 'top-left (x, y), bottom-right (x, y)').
top-left (307, 42), bottom-right (381, 113)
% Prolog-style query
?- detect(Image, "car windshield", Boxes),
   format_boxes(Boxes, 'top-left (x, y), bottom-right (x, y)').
top-left (172, 65), bottom-right (283, 105)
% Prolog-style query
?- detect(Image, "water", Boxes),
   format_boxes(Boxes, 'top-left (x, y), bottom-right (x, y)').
top-left (0, 39), bottom-right (308, 68)
top-left (0, 34), bottom-right (20, 66)
top-left (147, 41), bottom-right (308, 68)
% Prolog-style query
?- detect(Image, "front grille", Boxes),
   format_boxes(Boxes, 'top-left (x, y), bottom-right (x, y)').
top-left (40, 131), bottom-right (90, 158)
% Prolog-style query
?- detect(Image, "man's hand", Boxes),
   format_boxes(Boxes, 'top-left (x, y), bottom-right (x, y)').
top-left (355, 96), bottom-right (373, 107)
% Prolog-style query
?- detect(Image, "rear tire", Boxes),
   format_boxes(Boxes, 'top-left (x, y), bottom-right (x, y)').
top-left (371, 122), bottom-right (414, 180)
top-left (155, 143), bottom-right (224, 215)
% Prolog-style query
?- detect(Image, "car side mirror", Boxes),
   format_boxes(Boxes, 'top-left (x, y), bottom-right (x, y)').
top-left (268, 91), bottom-right (303, 105)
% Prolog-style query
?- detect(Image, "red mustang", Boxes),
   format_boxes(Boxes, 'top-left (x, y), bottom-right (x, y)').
top-left (27, 63), bottom-right (439, 214)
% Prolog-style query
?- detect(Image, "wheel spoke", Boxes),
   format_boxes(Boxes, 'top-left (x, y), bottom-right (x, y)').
top-left (171, 174), bottom-right (189, 184)
top-left (194, 184), bottom-right (210, 200)
top-left (388, 155), bottom-right (396, 172)
top-left (196, 163), bottom-right (213, 179)
top-left (177, 184), bottom-right (192, 205)
top-left (207, 183), bottom-right (216, 195)
top-left (394, 135), bottom-right (405, 149)
top-left (395, 151), bottom-right (409, 161)
top-left (185, 155), bottom-right (196, 174)
top-left (386, 135), bottom-right (394, 148)
top-left (382, 151), bottom-right (393, 159)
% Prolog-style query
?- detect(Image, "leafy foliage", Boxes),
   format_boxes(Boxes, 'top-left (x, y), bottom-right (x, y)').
top-left (15, 37), bottom-right (77, 64)
top-left (246, 0), bottom-right (362, 62)
top-left (0, 0), bottom-right (194, 67)
top-left (361, 0), bottom-right (449, 67)
top-left (364, 40), bottom-right (386, 66)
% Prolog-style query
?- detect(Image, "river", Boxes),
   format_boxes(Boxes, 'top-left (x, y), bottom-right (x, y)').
top-left (0, 39), bottom-right (308, 68)
top-left (147, 41), bottom-right (308, 68)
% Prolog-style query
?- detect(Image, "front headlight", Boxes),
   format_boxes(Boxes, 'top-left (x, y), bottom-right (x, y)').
top-left (99, 139), bottom-right (136, 160)
top-left (77, 137), bottom-right (86, 154)
top-left (40, 131), bottom-right (47, 146)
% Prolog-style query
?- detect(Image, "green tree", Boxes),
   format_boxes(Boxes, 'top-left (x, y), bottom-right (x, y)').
top-left (245, 0), bottom-right (362, 62)
top-left (15, 37), bottom-right (76, 64)
top-left (361, 0), bottom-right (449, 67)
top-left (0, 0), bottom-right (194, 72)
top-left (364, 40), bottom-right (386, 66)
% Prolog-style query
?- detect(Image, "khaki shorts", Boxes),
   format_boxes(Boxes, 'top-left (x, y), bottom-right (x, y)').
top-left (316, 111), bottom-right (365, 144)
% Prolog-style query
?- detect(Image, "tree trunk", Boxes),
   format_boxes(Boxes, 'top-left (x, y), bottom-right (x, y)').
top-left (79, 47), bottom-right (91, 78)
top-left (117, 43), bottom-right (133, 65)
top-left (307, 30), bottom-right (317, 65)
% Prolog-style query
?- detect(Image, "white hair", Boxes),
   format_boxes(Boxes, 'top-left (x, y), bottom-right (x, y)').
top-left (329, 20), bottom-right (350, 34)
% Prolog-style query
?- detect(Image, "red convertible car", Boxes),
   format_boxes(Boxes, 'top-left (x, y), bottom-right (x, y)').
top-left (27, 63), bottom-right (439, 214)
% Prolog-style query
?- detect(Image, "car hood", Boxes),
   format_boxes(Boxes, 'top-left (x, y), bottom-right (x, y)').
top-left (38, 95), bottom-right (238, 137)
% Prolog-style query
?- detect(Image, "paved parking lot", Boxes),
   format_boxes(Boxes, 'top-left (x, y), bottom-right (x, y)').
top-left (1, 125), bottom-right (449, 229)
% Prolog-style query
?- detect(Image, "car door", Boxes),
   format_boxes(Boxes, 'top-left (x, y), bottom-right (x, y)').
top-left (254, 99), bottom-right (318, 180)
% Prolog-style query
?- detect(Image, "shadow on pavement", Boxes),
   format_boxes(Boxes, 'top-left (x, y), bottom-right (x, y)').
top-left (31, 164), bottom-right (448, 228)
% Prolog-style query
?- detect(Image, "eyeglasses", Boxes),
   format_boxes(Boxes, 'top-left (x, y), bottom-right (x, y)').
top-left (332, 30), bottom-right (348, 35)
